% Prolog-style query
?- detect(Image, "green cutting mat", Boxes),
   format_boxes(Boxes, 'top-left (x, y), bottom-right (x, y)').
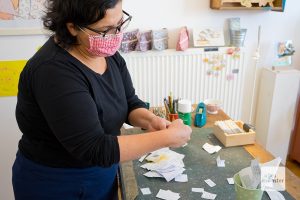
top-left (121, 127), bottom-right (294, 200)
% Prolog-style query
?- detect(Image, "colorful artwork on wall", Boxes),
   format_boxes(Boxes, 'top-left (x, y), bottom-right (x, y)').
top-left (0, 0), bottom-right (47, 35)
top-left (193, 28), bottom-right (225, 47)
top-left (0, 60), bottom-right (27, 96)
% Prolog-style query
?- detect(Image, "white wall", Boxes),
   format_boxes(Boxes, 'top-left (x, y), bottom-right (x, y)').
top-left (0, 35), bottom-right (48, 200)
top-left (0, 0), bottom-right (300, 199)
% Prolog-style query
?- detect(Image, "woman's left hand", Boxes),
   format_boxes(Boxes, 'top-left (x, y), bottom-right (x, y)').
top-left (146, 115), bottom-right (171, 131)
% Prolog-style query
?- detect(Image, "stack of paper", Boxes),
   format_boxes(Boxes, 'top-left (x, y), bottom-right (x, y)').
top-left (215, 120), bottom-right (244, 134)
top-left (156, 189), bottom-right (180, 200)
top-left (141, 148), bottom-right (186, 182)
top-left (202, 143), bottom-right (222, 154)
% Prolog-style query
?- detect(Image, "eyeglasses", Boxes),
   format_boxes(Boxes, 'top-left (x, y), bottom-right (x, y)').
top-left (81, 10), bottom-right (132, 37)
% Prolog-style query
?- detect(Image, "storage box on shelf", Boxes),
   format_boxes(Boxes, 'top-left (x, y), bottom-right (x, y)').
top-left (210, 0), bottom-right (284, 11)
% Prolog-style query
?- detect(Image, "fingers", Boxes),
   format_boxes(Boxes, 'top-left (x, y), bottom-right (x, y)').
top-left (165, 119), bottom-right (171, 126)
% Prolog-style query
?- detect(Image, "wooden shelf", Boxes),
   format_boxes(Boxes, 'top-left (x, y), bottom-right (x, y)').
top-left (210, 0), bottom-right (284, 11)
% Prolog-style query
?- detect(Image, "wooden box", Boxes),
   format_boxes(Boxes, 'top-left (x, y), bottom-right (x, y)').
top-left (213, 120), bottom-right (255, 147)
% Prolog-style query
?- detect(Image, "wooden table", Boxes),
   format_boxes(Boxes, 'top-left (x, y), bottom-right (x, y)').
top-left (119, 109), bottom-right (300, 200)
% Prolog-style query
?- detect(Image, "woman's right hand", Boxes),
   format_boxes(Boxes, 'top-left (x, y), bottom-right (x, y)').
top-left (166, 119), bottom-right (192, 148)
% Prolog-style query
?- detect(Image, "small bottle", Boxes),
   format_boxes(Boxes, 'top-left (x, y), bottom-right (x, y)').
top-left (177, 99), bottom-right (192, 126)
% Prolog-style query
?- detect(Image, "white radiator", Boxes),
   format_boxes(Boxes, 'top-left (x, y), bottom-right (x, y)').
top-left (121, 48), bottom-right (245, 120)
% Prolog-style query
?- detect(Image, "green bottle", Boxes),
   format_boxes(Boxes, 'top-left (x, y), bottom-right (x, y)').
top-left (178, 99), bottom-right (192, 126)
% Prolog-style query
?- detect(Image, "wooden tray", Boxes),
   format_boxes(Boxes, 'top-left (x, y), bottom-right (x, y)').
top-left (213, 120), bottom-right (256, 147)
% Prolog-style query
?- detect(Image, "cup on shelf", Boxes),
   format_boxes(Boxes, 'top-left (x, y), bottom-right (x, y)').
top-left (204, 99), bottom-right (222, 114)
top-left (230, 28), bottom-right (247, 47)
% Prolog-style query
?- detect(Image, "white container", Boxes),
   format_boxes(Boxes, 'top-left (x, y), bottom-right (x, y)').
top-left (204, 99), bottom-right (222, 114)
top-left (178, 99), bottom-right (192, 113)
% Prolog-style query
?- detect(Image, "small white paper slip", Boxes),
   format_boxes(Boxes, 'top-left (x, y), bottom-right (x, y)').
top-left (123, 123), bottom-right (134, 129)
top-left (205, 179), bottom-right (216, 187)
top-left (266, 190), bottom-right (286, 200)
top-left (227, 178), bottom-right (234, 185)
top-left (140, 188), bottom-right (151, 195)
top-left (201, 191), bottom-right (217, 200)
top-left (139, 154), bottom-right (147, 162)
top-left (175, 174), bottom-right (188, 182)
top-left (182, 143), bottom-right (188, 147)
top-left (191, 188), bottom-right (204, 193)
top-left (143, 171), bottom-right (163, 178)
top-left (202, 143), bottom-right (222, 154)
top-left (216, 156), bottom-right (225, 167)
top-left (156, 189), bottom-right (180, 200)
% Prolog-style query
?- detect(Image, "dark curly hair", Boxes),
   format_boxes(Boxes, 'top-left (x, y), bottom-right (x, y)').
top-left (43, 0), bottom-right (121, 48)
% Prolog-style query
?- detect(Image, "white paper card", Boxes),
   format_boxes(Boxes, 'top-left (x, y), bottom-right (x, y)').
top-left (202, 143), bottom-right (221, 154)
top-left (144, 171), bottom-right (163, 178)
top-left (266, 191), bottom-right (286, 200)
top-left (250, 159), bottom-right (261, 189)
top-left (201, 191), bottom-right (217, 200)
top-left (175, 174), bottom-right (188, 182)
top-left (227, 178), bottom-right (234, 185)
top-left (191, 188), bottom-right (204, 193)
top-left (140, 188), bottom-right (151, 195)
top-left (139, 154), bottom-right (147, 162)
top-left (239, 167), bottom-right (255, 189)
top-left (156, 189), bottom-right (180, 200)
top-left (123, 123), bottom-right (134, 129)
top-left (216, 156), bottom-right (225, 167)
top-left (205, 179), bottom-right (216, 187)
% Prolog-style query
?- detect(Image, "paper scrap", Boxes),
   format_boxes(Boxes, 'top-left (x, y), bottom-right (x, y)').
top-left (266, 190), bottom-right (286, 200)
top-left (191, 188), bottom-right (204, 193)
top-left (216, 156), bottom-right (225, 167)
top-left (227, 178), bottom-right (234, 185)
top-left (239, 167), bottom-right (256, 189)
top-left (202, 143), bottom-right (222, 154)
top-left (204, 179), bottom-right (216, 187)
top-left (175, 174), bottom-right (188, 182)
top-left (157, 167), bottom-right (185, 182)
top-left (123, 123), bottom-right (134, 129)
top-left (201, 191), bottom-right (217, 200)
top-left (156, 189), bottom-right (180, 200)
top-left (250, 159), bottom-right (261, 189)
top-left (139, 154), bottom-right (147, 162)
top-left (144, 171), bottom-right (163, 178)
top-left (140, 188), bottom-right (151, 195)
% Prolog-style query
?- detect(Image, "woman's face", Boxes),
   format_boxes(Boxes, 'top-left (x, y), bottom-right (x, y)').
top-left (84, 1), bottom-right (124, 36)
top-left (68, 1), bottom-right (123, 54)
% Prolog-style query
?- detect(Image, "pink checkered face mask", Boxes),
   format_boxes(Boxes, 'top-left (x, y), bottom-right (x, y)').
top-left (80, 28), bottom-right (123, 57)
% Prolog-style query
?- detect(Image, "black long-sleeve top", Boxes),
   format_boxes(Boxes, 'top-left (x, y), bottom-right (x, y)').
top-left (15, 37), bottom-right (146, 168)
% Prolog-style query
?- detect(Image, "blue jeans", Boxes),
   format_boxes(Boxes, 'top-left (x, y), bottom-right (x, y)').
top-left (12, 151), bottom-right (119, 200)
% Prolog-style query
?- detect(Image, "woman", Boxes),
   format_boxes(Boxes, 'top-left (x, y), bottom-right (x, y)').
top-left (13, 0), bottom-right (192, 199)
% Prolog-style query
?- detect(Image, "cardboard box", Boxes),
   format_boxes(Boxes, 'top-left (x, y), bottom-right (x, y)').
top-left (213, 120), bottom-right (255, 147)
